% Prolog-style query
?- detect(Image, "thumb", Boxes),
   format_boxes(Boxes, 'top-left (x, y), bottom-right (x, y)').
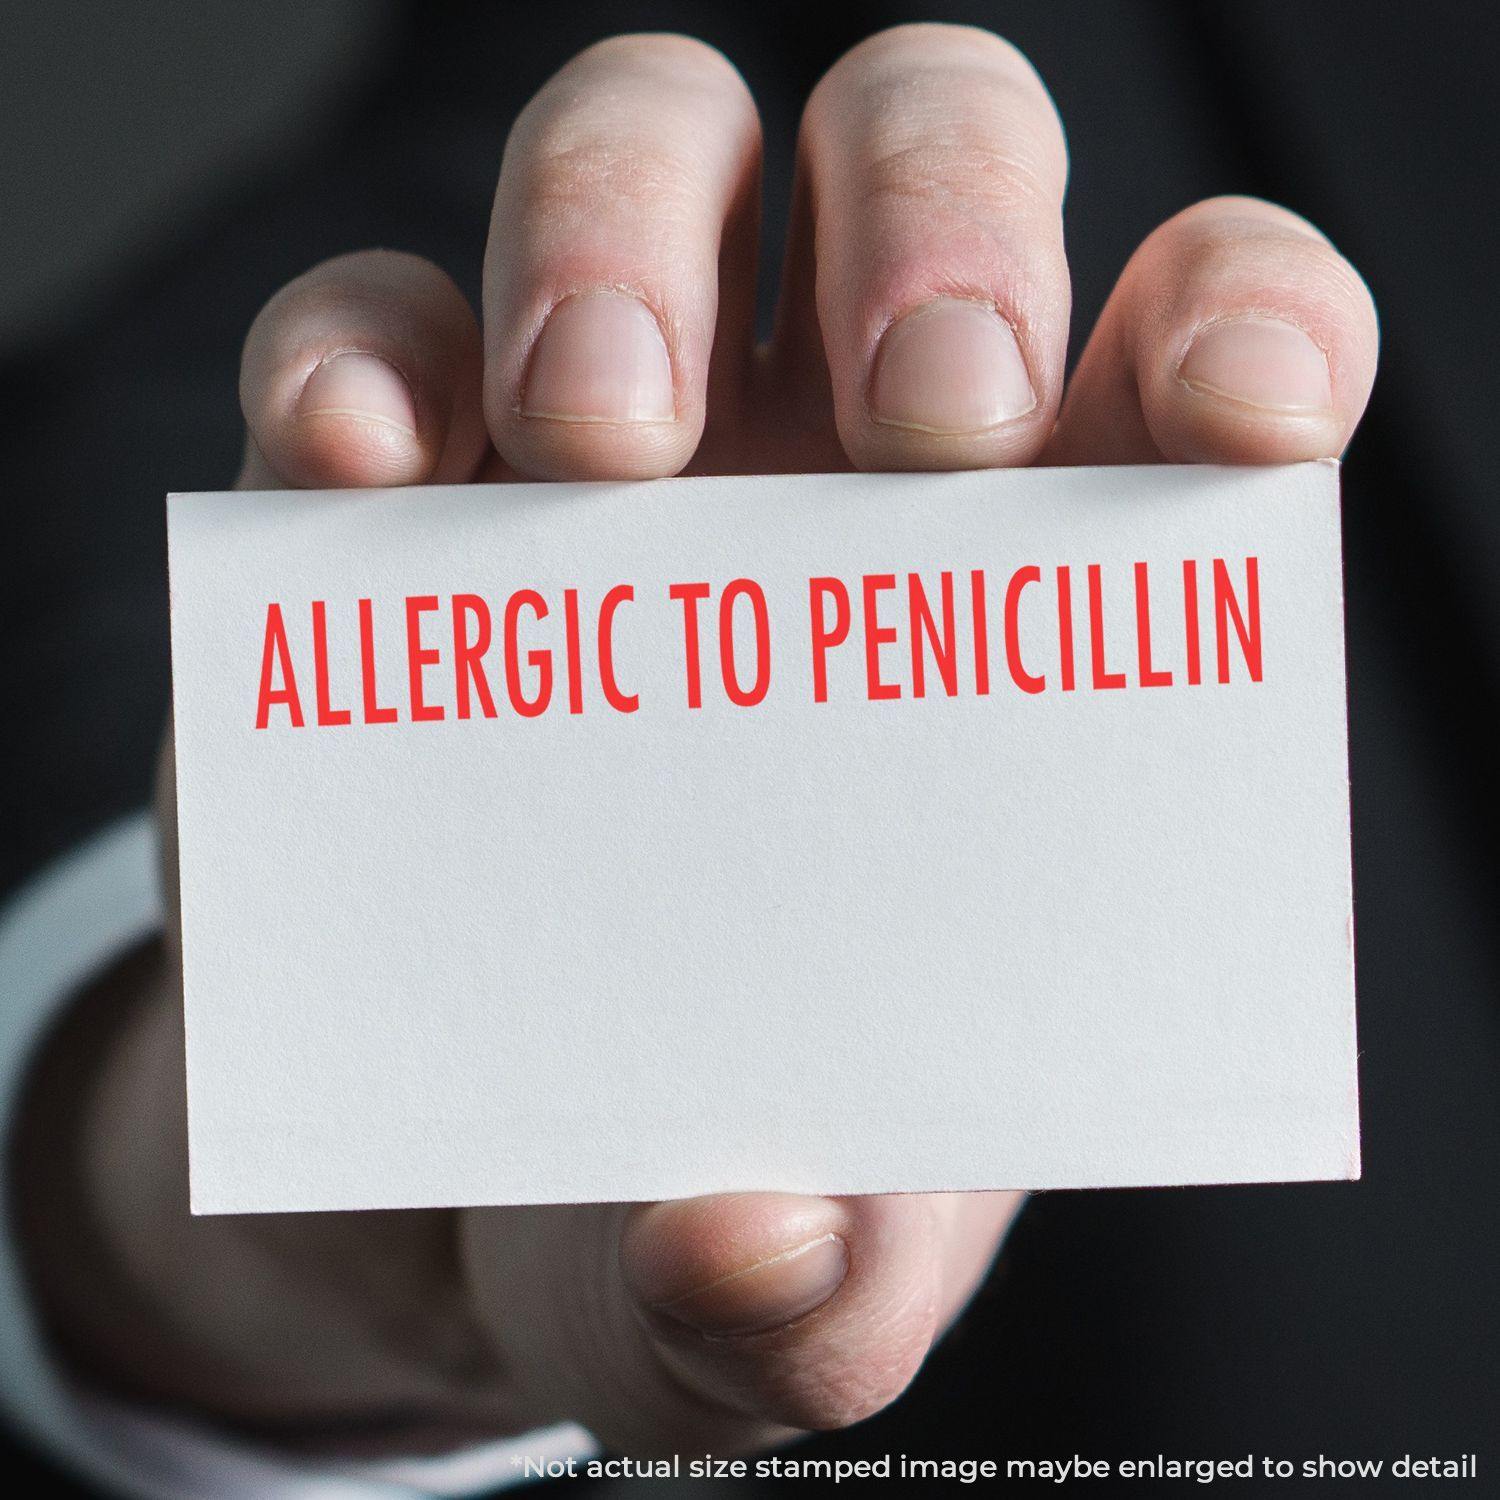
top-left (459, 1189), bottom-right (1020, 1454)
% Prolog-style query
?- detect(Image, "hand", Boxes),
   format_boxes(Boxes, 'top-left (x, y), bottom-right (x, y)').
top-left (22, 24), bottom-right (1377, 1459)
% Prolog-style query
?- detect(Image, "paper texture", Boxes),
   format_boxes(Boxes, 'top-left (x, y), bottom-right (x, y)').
top-left (167, 463), bottom-right (1359, 1213)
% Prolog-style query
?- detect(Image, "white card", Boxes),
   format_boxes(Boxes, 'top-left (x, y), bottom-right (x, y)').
top-left (168, 462), bottom-right (1359, 1214)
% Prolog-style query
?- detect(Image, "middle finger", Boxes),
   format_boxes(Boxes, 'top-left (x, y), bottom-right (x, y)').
top-left (774, 23), bottom-right (1070, 471)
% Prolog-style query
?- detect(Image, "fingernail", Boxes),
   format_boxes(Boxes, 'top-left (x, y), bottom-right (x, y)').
top-left (869, 296), bottom-right (1036, 434)
top-left (640, 1232), bottom-right (850, 1339)
top-left (298, 352), bottom-right (417, 434)
top-left (522, 291), bottom-right (675, 423)
top-left (1178, 316), bottom-right (1333, 413)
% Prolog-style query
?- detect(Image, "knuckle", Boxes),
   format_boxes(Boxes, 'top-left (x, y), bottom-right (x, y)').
top-left (506, 39), bottom-right (757, 220)
top-left (1174, 193), bottom-right (1332, 243)
top-left (570, 31), bottom-right (744, 86)
top-left (1150, 199), bottom-right (1375, 328)
top-left (248, 250), bottom-right (447, 350)
top-left (806, 31), bottom-right (1066, 202)
top-left (855, 123), bottom-right (1059, 223)
top-left (528, 32), bottom-right (756, 140)
top-left (831, 21), bottom-right (1040, 87)
top-left (519, 131), bottom-right (706, 216)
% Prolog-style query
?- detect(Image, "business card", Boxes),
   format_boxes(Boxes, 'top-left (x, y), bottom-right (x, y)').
top-left (168, 462), bottom-right (1358, 1212)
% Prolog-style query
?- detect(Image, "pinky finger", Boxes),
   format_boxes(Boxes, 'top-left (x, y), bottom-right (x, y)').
top-left (236, 249), bottom-right (488, 490)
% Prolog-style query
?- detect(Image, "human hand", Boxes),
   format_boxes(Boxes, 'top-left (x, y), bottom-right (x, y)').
top-left (27, 23), bottom-right (1377, 1459)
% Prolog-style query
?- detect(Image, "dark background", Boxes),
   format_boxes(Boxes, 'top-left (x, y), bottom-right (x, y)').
top-left (2, 1), bottom-right (1496, 1493)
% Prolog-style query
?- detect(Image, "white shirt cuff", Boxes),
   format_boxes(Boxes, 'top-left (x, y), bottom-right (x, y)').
top-left (0, 814), bottom-right (595, 1498)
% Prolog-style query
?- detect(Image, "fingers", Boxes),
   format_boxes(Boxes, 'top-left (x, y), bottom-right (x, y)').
top-left (483, 35), bottom-right (761, 481)
top-left (781, 24), bottom-right (1069, 471)
top-left (618, 1193), bottom-right (938, 1442)
top-left (1049, 196), bottom-right (1379, 464)
top-left (237, 249), bottom-right (488, 490)
top-left (461, 1189), bottom-right (1021, 1454)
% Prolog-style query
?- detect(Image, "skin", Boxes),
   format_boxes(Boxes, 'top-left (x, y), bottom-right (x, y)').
top-left (16, 24), bottom-right (1378, 1462)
